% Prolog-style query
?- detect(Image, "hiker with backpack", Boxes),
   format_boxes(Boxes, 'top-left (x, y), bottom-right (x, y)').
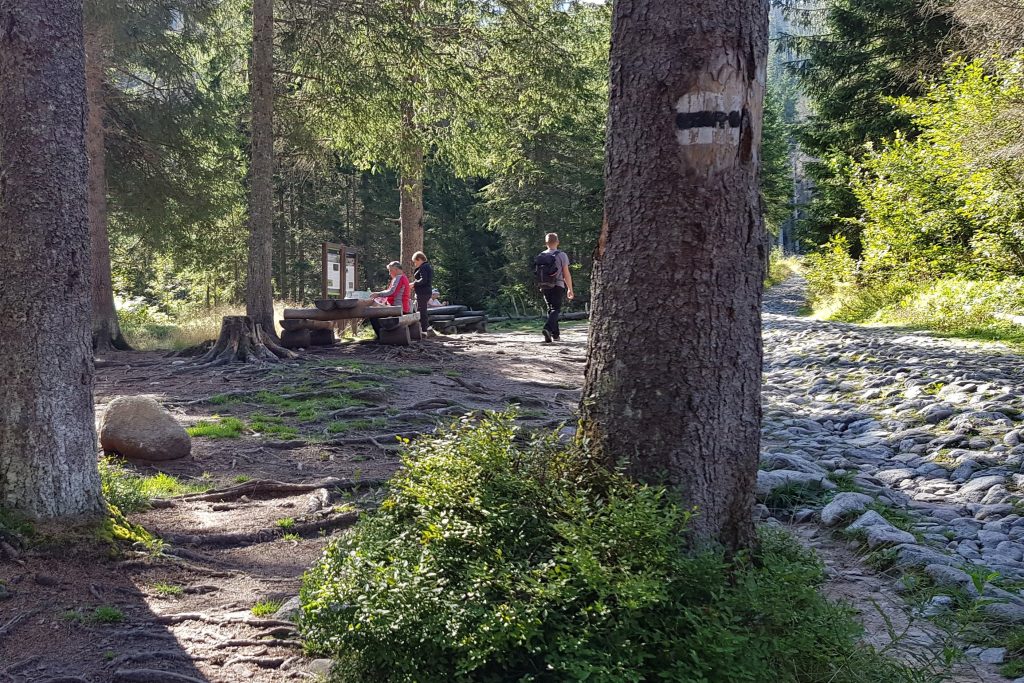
top-left (533, 232), bottom-right (574, 343)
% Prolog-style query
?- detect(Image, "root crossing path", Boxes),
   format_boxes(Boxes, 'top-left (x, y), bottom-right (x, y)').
top-left (763, 277), bottom-right (1023, 681)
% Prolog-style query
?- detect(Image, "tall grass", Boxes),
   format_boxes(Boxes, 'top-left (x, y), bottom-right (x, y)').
top-left (766, 249), bottom-right (803, 288)
top-left (809, 275), bottom-right (1024, 346)
top-left (121, 301), bottom-right (299, 351)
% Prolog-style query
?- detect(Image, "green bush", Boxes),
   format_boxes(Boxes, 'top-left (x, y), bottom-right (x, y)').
top-left (301, 415), bottom-right (915, 683)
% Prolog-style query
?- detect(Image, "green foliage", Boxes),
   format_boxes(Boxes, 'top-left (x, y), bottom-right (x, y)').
top-left (301, 415), bottom-right (916, 682)
top-left (766, 249), bottom-right (802, 288)
top-left (151, 582), bottom-right (183, 597)
top-left (252, 599), bottom-right (283, 617)
top-left (782, 0), bottom-right (958, 248)
top-left (99, 457), bottom-right (211, 513)
top-left (762, 89), bottom-right (794, 236)
top-left (65, 606), bottom-right (126, 625)
top-left (187, 417), bottom-right (245, 438)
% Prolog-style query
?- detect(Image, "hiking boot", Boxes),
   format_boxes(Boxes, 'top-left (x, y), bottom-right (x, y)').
top-left (542, 329), bottom-right (553, 343)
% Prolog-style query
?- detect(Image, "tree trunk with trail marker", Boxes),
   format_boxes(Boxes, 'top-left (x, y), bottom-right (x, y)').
top-left (246, 0), bottom-right (277, 341)
top-left (86, 27), bottom-right (131, 353)
top-left (580, 0), bottom-right (768, 553)
top-left (399, 99), bottom-right (424, 273)
top-left (0, 0), bottom-right (106, 520)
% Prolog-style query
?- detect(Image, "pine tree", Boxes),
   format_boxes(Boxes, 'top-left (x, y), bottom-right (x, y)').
top-left (581, 0), bottom-right (768, 552)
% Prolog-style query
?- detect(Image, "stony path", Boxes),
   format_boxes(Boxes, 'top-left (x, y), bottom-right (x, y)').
top-left (762, 278), bottom-right (1024, 677)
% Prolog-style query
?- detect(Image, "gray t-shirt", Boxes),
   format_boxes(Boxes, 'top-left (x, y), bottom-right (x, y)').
top-left (544, 248), bottom-right (569, 288)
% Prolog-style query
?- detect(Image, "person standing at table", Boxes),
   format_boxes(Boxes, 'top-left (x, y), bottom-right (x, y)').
top-left (368, 261), bottom-right (411, 339)
top-left (412, 251), bottom-right (434, 335)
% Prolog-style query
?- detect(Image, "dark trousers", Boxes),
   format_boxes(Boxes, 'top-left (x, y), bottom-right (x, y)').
top-left (416, 290), bottom-right (431, 332)
top-left (369, 317), bottom-right (381, 339)
top-left (542, 286), bottom-right (565, 339)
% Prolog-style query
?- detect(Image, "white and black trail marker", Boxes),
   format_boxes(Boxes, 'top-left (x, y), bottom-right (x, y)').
top-left (675, 92), bottom-right (744, 147)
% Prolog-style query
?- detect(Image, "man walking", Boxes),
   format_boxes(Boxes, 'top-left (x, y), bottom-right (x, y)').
top-left (534, 233), bottom-right (574, 343)
top-left (412, 251), bottom-right (434, 335)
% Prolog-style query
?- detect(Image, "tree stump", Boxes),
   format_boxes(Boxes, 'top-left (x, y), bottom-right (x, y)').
top-left (192, 316), bottom-right (296, 367)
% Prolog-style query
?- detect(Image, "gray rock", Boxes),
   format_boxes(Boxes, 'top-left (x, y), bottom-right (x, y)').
top-left (921, 404), bottom-right (954, 424)
top-left (99, 395), bottom-right (191, 462)
top-left (979, 647), bottom-right (1007, 665)
top-left (305, 659), bottom-right (334, 676)
top-left (848, 510), bottom-right (890, 531)
top-left (983, 601), bottom-right (1024, 624)
top-left (755, 469), bottom-right (836, 499)
top-left (820, 492), bottom-right (873, 527)
top-left (875, 468), bottom-right (917, 485)
top-left (920, 595), bottom-right (954, 617)
top-left (274, 595), bottom-right (301, 621)
top-left (957, 475), bottom-right (1007, 502)
top-left (923, 564), bottom-right (978, 596)
top-left (866, 525), bottom-right (917, 548)
top-left (893, 544), bottom-right (959, 569)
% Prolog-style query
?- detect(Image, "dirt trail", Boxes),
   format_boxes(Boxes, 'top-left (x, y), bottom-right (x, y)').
top-left (0, 322), bottom-right (587, 683)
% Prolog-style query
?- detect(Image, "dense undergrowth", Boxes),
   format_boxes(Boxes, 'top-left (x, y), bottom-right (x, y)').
top-left (300, 415), bottom-right (922, 683)
top-left (801, 55), bottom-right (1024, 346)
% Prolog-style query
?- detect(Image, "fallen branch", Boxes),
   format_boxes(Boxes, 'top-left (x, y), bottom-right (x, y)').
top-left (159, 511), bottom-right (359, 547)
top-left (0, 610), bottom-right (36, 639)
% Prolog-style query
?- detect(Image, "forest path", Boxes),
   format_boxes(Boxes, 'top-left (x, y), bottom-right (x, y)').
top-left (4, 287), bottom-right (1023, 681)
top-left (1, 321), bottom-right (588, 683)
top-left (764, 277), bottom-right (1024, 681)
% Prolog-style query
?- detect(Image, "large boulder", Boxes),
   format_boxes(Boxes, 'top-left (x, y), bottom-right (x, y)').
top-left (100, 396), bottom-right (191, 462)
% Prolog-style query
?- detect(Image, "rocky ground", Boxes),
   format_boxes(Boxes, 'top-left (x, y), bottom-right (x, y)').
top-left (762, 278), bottom-right (1024, 681)
top-left (4, 282), bottom-right (1024, 681)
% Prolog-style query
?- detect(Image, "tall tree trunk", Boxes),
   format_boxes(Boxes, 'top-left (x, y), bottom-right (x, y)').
top-left (85, 27), bottom-right (130, 353)
top-left (246, 0), bottom-right (276, 340)
top-left (579, 0), bottom-right (768, 553)
top-left (0, 0), bottom-right (106, 520)
top-left (399, 100), bottom-right (424, 272)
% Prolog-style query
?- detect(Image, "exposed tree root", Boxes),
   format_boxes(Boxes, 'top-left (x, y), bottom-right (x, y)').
top-left (109, 651), bottom-right (211, 668)
top-left (172, 477), bottom-right (384, 504)
top-left (0, 610), bottom-right (36, 638)
top-left (182, 317), bottom-right (296, 372)
top-left (113, 669), bottom-right (208, 683)
top-left (215, 638), bottom-right (303, 650)
top-left (160, 510), bottom-right (359, 547)
top-left (224, 655), bottom-right (287, 669)
top-left (153, 613), bottom-right (295, 628)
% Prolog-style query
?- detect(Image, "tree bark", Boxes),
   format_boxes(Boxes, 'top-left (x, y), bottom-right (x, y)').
top-left (399, 100), bottom-right (424, 272)
top-left (0, 0), bottom-right (106, 519)
top-left (579, 0), bottom-right (768, 553)
top-left (85, 26), bottom-right (130, 353)
top-left (246, 0), bottom-right (277, 340)
top-left (189, 316), bottom-right (295, 369)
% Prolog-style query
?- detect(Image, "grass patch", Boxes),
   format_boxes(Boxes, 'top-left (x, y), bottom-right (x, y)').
top-left (326, 418), bottom-right (386, 434)
top-left (99, 457), bottom-right (211, 513)
top-left (301, 415), bottom-right (921, 682)
top-left (233, 474), bottom-right (252, 484)
top-left (763, 481), bottom-right (830, 512)
top-left (808, 276), bottom-right (1024, 348)
top-left (826, 471), bottom-right (861, 492)
top-left (0, 507), bottom-right (33, 539)
top-left (187, 417), bottom-right (245, 438)
top-left (252, 599), bottom-right (283, 617)
top-left (151, 582), bottom-right (183, 597)
top-left (249, 414), bottom-right (299, 437)
top-left (65, 606), bottom-right (126, 625)
top-left (276, 517), bottom-right (296, 530)
top-left (766, 249), bottom-right (803, 288)
top-left (282, 532), bottom-right (301, 542)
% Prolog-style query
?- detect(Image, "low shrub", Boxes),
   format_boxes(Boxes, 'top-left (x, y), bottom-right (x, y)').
top-left (301, 415), bottom-right (915, 683)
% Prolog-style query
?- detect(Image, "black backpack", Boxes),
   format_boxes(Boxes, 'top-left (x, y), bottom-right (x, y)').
top-left (533, 250), bottom-right (561, 289)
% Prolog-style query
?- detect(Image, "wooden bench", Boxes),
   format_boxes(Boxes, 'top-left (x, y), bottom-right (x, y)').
top-left (435, 315), bottom-right (487, 335)
top-left (279, 302), bottom-right (402, 348)
top-left (376, 312), bottom-right (422, 346)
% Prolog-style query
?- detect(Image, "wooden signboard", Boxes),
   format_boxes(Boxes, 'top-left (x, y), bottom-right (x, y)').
top-left (322, 242), bottom-right (360, 300)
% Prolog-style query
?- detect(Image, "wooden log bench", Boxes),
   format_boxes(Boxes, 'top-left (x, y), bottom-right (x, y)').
top-left (376, 312), bottom-right (422, 346)
top-left (435, 315), bottom-right (487, 335)
top-left (279, 301), bottom-right (402, 349)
